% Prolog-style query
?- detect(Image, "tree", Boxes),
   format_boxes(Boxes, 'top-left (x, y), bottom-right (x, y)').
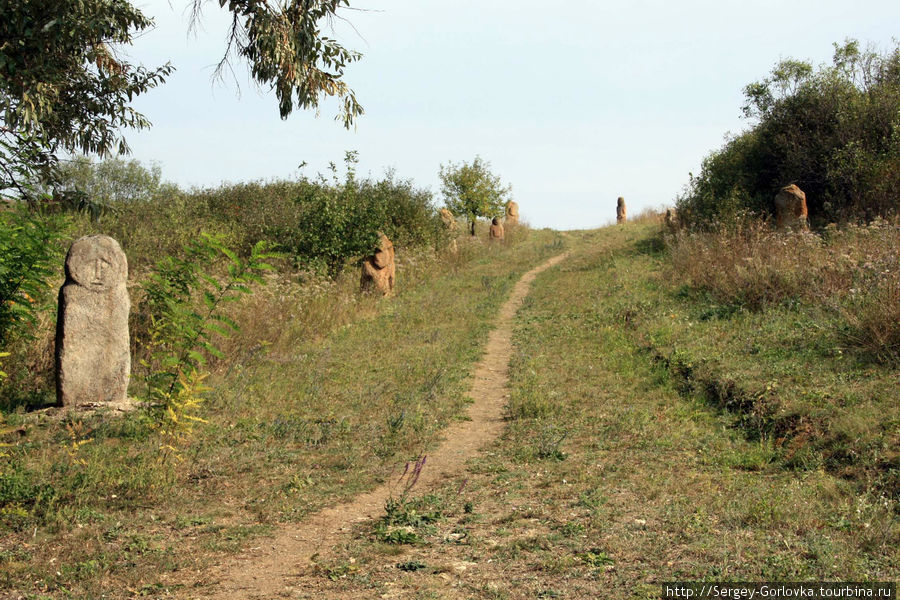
top-left (0, 0), bottom-right (363, 199)
top-left (53, 156), bottom-right (174, 204)
top-left (0, 0), bottom-right (174, 197)
top-left (439, 157), bottom-right (511, 236)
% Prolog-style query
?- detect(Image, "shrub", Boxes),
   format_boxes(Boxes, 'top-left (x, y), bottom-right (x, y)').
top-left (139, 233), bottom-right (274, 456)
top-left (290, 153), bottom-right (443, 277)
top-left (0, 207), bottom-right (65, 346)
top-left (678, 40), bottom-right (900, 228)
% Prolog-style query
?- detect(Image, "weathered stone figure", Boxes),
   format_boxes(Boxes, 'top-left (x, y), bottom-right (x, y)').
top-left (440, 207), bottom-right (458, 231)
top-left (774, 184), bottom-right (808, 230)
top-left (360, 232), bottom-right (395, 296)
top-left (56, 235), bottom-right (130, 407)
top-left (505, 201), bottom-right (519, 225)
top-left (665, 207), bottom-right (678, 233)
top-left (616, 197), bottom-right (626, 224)
top-left (489, 217), bottom-right (505, 241)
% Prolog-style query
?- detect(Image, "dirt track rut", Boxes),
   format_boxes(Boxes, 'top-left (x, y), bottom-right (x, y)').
top-left (185, 251), bottom-right (569, 599)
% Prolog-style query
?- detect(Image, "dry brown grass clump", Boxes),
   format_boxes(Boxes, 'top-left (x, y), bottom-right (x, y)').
top-left (629, 206), bottom-right (666, 225)
top-left (668, 217), bottom-right (900, 362)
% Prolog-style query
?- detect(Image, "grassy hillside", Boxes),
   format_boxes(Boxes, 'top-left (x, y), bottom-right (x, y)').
top-left (0, 157), bottom-right (450, 412)
top-left (2, 218), bottom-right (897, 598)
top-left (0, 225), bottom-right (563, 598)
top-left (290, 223), bottom-right (897, 598)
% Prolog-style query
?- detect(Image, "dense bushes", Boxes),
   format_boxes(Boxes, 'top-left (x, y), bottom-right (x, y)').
top-left (677, 40), bottom-right (900, 228)
top-left (0, 208), bottom-right (65, 345)
top-left (291, 156), bottom-right (445, 277)
top-left (0, 208), bottom-right (66, 410)
top-left (63, 153), bottom-right (445, 275)
top-left (0, 154), bottom-right (452, 409)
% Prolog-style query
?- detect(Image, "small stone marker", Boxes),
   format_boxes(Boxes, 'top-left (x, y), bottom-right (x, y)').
top-left (616, 197), bottom-right (627, 224)
top-left (55, 235), bottom-right (130, 407)
top-left (360, 232), bottom-right (396, 296)
top-left (774, 184), bottom-right (808, 230)
top-left (489, 217), bottom-right (505, 241)
top-left (505, 201), bottom-right (519, 225)
top-left (440, 207), bottom-right (458, 231)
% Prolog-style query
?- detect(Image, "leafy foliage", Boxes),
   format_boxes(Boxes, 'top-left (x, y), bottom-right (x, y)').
top-left (677, 40), bottom-right (900, 228)
top-left (291, 152), bottom-right (441, 277)
top-left (0, 0), bottom-right (173, 195)
top-left (199, 0), bottom-right (363, 126)
top-left (1, 0), bottom-right (363, 199)
top-left (140, 233), bottom-right (274, 454)
top-left (0, 207), bottom-right (65, 346)
top-left (439, 157), bottom-right (511, 235)
top-left (52, 156), bottom-right (172, 205)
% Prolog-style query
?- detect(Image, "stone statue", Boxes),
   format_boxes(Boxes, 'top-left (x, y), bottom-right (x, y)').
top-left (774, 184), bottom-right (808, 230)
top-left (505, 201), bottom-right (519, 225)
top-left (616, 197), bottom-right (626, 224)
top-left (489, 217), bottom-right (505, 242)
top-left (360, 232), bottom-right (396, 296)
top-left (440, 207), bottom-right (458, 231)
top-left (55, 235), bottom-right (130, 407)
top-left (665, 207), bottom-right (678, 233)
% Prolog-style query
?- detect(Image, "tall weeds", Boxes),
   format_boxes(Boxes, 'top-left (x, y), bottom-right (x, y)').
top-left (668, 218), bottom-right (900, 363)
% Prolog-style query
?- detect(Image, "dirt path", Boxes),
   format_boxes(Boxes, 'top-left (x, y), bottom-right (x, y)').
top-left (185, 251), bottom-right (569, 599)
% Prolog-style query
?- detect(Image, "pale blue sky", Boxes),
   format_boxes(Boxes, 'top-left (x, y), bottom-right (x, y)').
top-left (125, 1), bottom-right (900, 229)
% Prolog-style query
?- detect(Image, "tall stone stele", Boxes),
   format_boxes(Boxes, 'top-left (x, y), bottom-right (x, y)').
top-left (55, 235), bottom-right (130, 407)
top-left (616, 197), bottom-right (627, 224)
top-left (505, 200), bottom-right (519, 225)
top-left (774, 184), bottom-right (809, 231)
top-left (360, 232), bottom-right (396, 296)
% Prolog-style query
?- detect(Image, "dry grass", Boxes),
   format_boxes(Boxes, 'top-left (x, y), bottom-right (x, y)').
top-left (668, 218), bottom-right (900, 363)
top-left (630, 206), bottom-right (667, 225)
top-left (1, 226), bottom-right (496, 412)
top-left (842, 276), bottom-right (900, 364)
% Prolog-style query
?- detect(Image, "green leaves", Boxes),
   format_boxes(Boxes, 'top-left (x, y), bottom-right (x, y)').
top-left (681, 38), bottom-right (900, 228)
top-left (290, 154), bottom-right (438, 278)
top-left (1, 0), bottom-right (173, 196)
top-left (0, 207), bottom-right (65, 346)
top-left (140, 232), bottom-right (275, 417)
top-left (198, 0), bottom-right (363, 126)
top-left (2, 1), bottom-right (363, 199)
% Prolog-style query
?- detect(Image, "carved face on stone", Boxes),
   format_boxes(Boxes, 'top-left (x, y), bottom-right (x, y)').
top-left (65, 235), bottom-right (127, 292)
top-left (506, 201), bottom-right (519, 217)
top-left (373, 233), bottom-right (394, 269)
top-left (617, 197), bottom-right (625, 207)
